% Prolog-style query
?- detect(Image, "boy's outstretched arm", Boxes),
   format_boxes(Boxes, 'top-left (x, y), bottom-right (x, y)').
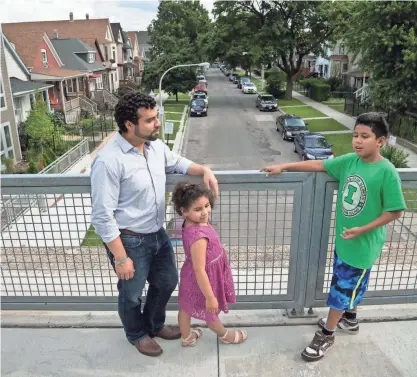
top-left (341, 210), bottom-right (403, 240)
top-left (261, 160), bottom-right (326, 177)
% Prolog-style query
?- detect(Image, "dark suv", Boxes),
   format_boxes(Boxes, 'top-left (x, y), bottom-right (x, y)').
top-left (256, 94), bottom-right (278, 111)
top-left (275, 114), bottom-right (308, 140)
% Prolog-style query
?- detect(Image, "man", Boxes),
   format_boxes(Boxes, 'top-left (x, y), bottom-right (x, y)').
top-left (91, 92), bottom-right (218, 357)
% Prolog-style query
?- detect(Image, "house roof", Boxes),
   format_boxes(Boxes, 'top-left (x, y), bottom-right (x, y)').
top-left (136, 31), bottom-right (149, 46)
top-left (122, 31), bottom-right (131, 49)
top-left (2, 33), bottom-right (30, 79)
top-left (10, 77), bottom-right (53, 96)
top-left (50, 38), bottom-right (105, 73)
top-left (127, 32), bottom-right (138, 49)
top-left (343, 69), bottom-right (370, 78)
top-left (111, 23), bottom-right (122, 44)
top-left (2, 19), bottom-right (112, 67)
top-left (31, 67), bottom-right (85, 79)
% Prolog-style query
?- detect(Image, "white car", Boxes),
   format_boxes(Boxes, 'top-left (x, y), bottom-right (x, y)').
top-left (197, 75), bottom-right (206, 82)
top-left (242, 82), bottom-right (257, 94)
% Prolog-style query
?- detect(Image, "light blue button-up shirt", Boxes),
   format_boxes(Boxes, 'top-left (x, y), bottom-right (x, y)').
top-left (90, 132), bottom-right (193, 243)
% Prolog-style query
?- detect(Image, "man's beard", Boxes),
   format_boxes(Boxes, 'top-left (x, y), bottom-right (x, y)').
top-left (134, 125), bottom-right (158, 141)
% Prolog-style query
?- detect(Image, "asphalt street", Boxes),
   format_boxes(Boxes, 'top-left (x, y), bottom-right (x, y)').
top-left (183, 68), bottom-right (299, 170)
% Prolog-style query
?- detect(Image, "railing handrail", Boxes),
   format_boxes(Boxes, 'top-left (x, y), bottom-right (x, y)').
top-left (38, 138), bottom-right (89, 174)
top-left (79, 95), bottom-right (97, 113)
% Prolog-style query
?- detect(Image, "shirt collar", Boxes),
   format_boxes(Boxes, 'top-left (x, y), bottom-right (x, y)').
top-left (115, 132), bottom-right (151, 154)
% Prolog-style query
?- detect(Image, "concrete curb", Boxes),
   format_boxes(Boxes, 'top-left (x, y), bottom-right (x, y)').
top-left (2, 304), bottom-right (417, 328)
top-left (397, 137), bottom-right (417, 154)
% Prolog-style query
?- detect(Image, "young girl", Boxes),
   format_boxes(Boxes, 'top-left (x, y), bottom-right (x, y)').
top-left (172, 182), bottom-right (248, 347)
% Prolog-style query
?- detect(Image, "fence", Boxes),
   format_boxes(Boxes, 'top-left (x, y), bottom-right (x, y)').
top-left (1, 171), bottom-right (416, 311)
top-left (344, 98), bottom-right (417, 143)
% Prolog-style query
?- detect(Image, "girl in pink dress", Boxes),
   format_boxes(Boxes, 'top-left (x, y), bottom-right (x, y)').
top-left (172, 182), bottom-right (248, 347)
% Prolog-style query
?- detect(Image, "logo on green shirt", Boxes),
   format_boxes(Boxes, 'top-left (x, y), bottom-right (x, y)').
top-left (342, 175), bottom-right (367, 217)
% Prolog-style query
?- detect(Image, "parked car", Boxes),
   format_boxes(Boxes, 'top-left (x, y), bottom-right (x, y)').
top-left (238, 77), bottom-right (250, 89)
top-left (242, 82), bottom-right (257, 94)
top-left (193, 84), bottom-right (207, 94)
top-left (233, 76), bottom-right (239, 84)
top-left (229, 73), bottom-right (238, 82)
top-left (293, 132), bottom-right (334, 160)
top-left (189, 99), bottom-right (208, 116)
top-left (193, 92), bottom-right (208, 106)
top-left (197, 74), bottom-right (206, 81)
top-left (256, 94), bottom-right (278, 111)
top-left (275, 114), bottom-right (308, 140)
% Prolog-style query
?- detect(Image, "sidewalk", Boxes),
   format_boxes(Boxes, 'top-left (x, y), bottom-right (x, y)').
top-left (2, 320), bottom-right (416, 376)
top-left (2, 306), bottom-right (417, 376)
top-left (292, 91), bottom-right (417, 168)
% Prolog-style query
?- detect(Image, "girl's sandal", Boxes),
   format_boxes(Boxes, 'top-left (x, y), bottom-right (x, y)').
top-left (181, 327), bottom-right (203, 347)
top-left (219, 329), bottom-right (248, 344)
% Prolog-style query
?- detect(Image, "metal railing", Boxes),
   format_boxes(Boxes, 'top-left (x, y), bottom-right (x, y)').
top-left (79, 95), bottom-right (98, 115)
top-left (39, 138), bottom-right (89, 174)
top-left (1, 171), bottom-right (416, 311)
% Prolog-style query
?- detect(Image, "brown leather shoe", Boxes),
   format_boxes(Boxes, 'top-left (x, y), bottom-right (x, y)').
top-left (155, 325), bottom-right (181, 340)
top-left (131, 336), bottom-right (163, 357)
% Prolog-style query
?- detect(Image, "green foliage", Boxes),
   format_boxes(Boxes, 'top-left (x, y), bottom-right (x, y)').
top-left (342, 1), bottom-right (417, 112)
top-left (25, 98), bottom-right (55, 152)
top-left (266, 74), bottom-right (285, 98)
top-left (212, 1), bottom-right (349, 98)
top-left (380, 146), bottom-right (409, 168)
top-left (1, 157), bottom-right (15, 173)
top-left (27, 160), bottom-right (38, 174)
top-left (144, 1), bottom-right (211, 93)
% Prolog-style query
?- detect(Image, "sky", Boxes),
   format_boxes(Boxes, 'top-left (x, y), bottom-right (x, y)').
top-left (0, 0), bottom-right (215, 32)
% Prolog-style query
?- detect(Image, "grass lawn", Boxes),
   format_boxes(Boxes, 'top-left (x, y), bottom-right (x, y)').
top-left (306, 119), bottom-right (348, 132)
top-left (322, 99), bottom-right (346, 114)
top-left (278, 99), bottom-right (304, 107)
top-left (403, 189), bottom-right (417, 212)
top-left (164, 112), bottom-right (183, 121)
top-left (281, 106), bottom-right (327, 118)
top-left (324, 133), bottom-right (353, 156)
top-left (81, 225), bottom-right (102, 247)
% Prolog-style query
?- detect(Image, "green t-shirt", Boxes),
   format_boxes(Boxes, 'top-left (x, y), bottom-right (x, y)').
top-left (323, 153), bottom-right (406, 269)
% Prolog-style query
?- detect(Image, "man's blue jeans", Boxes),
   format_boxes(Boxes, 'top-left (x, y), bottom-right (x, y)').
top-left (106, 228), bottom-right (178, 343)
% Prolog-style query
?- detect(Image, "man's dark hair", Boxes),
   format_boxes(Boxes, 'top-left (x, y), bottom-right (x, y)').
top-left (114, 92), bottom-right (156, 133)
top-left (172, 182), bottom-right (215, 215)
top-left (354, 112), bottom-right (389, 139)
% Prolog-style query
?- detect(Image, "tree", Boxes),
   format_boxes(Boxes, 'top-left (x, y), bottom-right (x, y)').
top-left (144, 0), bottom-right (212, 99)
top-left (342, 1), bottom-right (417, 113)
top-left (212, 1), bottom-right (348, 98)
top-left (25, 96), bottom-right (55, 153)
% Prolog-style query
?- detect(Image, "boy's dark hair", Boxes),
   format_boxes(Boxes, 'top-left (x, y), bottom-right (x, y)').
top-left (172, 182), bottom-right (215, 215)
top-left (355, 112), bottom-right (389, 139)
top-left (114, 92), bottom-right (156, 133)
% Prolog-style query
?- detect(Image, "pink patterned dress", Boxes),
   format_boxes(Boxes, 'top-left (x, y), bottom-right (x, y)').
top-left (179, 224), bottom-right (236, 323)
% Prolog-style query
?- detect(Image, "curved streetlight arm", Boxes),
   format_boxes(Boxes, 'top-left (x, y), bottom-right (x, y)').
top-left (158, 63), bottom-right (205, 142)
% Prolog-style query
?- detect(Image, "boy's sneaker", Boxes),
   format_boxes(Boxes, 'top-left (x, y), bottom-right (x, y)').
top-left (301, 330), bottom-right (335, 362)
top-left (318, 316), bottom-right (359, 334)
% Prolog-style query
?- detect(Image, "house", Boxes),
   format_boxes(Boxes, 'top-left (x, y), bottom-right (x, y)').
top-left (127, 31), bottom-right (144, 84)
top-left (2, 13), bottom-right (120, 112)
top-left (3, 33), bottom-right (53, 130)
top-left (1, 33), bottom-right (22, 164)
top-left (299, 51), bottom-right (331, 79)
top-left (329, 41), bottom-right (369, 90)
top-left (111, 23), bottom-right (135, 90)
top-left (136, 31), bottom-right (151, 63)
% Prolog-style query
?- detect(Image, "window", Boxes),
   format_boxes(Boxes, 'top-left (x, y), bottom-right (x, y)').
top-left (342, 63), bottom-right (348, 73)
top-left (105, 46), bottom-right (109, 61)
top-left (41, 49), bottom-right (48, 67)
top-left (96, 76), bottom-right (103, 89)
top-left (0, 76), bottom-right (6, 110)
top-left (112, 46), bottom-right (116, 61)
top-left (106, 27), bottom-right (111, 41)
top-left (88, 53), bottom-right (95, 63)
top-left (1, 123), bottom-right (14, 160)
top-left (339, 44), bottom-right (345, 55)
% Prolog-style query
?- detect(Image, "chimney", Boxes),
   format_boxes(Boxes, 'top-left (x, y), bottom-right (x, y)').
top-left (69, 12), bottom-right (74, 21)
top-left (52, 29), bottom-right (59, 39)
top-left (86, 13), bottom-right (89, 20)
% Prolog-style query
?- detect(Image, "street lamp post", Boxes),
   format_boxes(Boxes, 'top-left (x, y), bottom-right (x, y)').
top-left (158, 62), bottom-right (210, 142)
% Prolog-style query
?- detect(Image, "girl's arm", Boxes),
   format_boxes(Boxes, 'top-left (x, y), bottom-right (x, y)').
top-left (190, 238), bottom-right (215, 299)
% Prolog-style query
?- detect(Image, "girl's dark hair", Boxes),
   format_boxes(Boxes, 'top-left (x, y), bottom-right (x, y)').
top-left (172, 182), bottom-right (215, 215)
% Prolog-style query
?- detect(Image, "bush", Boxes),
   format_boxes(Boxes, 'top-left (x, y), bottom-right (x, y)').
top-left (264, 68), bottom-right (285, 81)
top-left (295, 73), bottom-right (305, 82)
top-left (380, 146), bottom-right (409, 168)
top-left (1, 157), bottom-right (15, 173)
top-left (327, 76), bottom-right (343, 91)
top-left (27, 160), bottom-right (38, 174)
top-left (309, 83), bottom-right (330, 102)
top-left (266, 74), bottom-right (285, 98)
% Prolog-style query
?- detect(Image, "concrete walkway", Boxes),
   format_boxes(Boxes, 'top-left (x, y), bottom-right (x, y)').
top-left (2, 320), bottom-right (416, 377)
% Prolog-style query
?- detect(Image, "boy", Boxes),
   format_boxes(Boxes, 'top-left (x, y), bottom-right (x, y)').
top-left (261, 112), bottom-right (406, 361)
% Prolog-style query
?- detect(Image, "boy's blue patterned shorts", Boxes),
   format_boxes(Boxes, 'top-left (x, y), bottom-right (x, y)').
top-left (327, 251), bottom-right (371, 311)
